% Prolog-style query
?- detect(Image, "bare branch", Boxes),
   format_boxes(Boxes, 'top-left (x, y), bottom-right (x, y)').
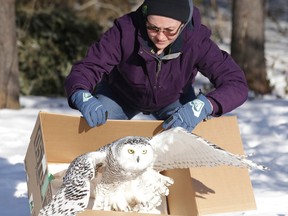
top-left (76, 0), bottom-right (123, 17)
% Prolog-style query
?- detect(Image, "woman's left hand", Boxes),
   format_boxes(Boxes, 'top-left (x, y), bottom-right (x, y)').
top-left (162, 94), bottom-right (212, 132)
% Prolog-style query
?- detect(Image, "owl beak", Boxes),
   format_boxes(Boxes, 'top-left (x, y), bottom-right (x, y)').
top-left (137, 156), bottom-right (140, 163)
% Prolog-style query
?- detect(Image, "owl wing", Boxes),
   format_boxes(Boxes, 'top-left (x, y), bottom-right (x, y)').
top-left (39, 151), bottom-right (107, 216)
top-left (149, 127), bottom-right (267, 172)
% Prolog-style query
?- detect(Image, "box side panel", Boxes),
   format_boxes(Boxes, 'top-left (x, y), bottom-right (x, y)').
top-left (25, 127), bottom-right (41, 215)
top-left (24, 113), bottom-right (52, 216)
top-left (164, 169), bottom-right (199, 216)
top-left (190, 116), bottom-right (256, 215)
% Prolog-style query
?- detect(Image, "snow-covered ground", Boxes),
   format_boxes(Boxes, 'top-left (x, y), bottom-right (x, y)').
top-left (0, 4), bottom-right (288, 216)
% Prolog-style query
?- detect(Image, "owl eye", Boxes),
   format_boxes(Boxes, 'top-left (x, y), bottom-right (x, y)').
top-left (142, 150), bottom-right (147, 154)
top-left (128, 149), bottom-right (135, 154)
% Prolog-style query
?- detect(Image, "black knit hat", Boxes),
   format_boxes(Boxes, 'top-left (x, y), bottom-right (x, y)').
top-left (142, 0), bottom-right (192, 22)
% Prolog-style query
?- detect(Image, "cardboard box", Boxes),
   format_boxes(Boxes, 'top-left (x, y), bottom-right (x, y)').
top-left (24, 112), bottom-right (256, 216)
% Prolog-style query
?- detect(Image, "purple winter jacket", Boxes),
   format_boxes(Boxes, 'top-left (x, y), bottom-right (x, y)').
top-left (64, 6), bottom-right (248, 116)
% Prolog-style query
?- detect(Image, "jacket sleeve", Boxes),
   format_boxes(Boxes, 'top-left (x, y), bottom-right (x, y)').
top-left (64, 20), bottom-right (123, 107)
top-left (195, 26), bottom-right (248, 116)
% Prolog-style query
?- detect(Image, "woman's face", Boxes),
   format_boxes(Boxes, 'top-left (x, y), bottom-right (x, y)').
top-left (146, 15), bottom-right (183, 54)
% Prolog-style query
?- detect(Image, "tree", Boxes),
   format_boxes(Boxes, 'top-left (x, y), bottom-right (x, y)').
top-left (0, 0), bottom-right (20, 109)
top-left (231, 0), bottom-right (271, 95)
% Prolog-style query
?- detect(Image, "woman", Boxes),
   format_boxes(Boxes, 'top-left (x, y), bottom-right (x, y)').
top-left (65, 0), bottom-right (248, 132)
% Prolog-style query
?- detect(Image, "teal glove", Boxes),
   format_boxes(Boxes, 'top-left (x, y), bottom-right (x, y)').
top-left (71, 90), bottom-right (108, 127)
top-left (162, 93), bottom-right (212, 132)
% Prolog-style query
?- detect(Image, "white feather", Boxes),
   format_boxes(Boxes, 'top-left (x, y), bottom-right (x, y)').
top-left (150, 127), bottom-right (267, 171)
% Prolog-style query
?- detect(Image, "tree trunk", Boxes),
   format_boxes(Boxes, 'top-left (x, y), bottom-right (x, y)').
top-left (0, 0), bottom-right (20, 109)
top-left (231, 0), bottom-right (271, 95)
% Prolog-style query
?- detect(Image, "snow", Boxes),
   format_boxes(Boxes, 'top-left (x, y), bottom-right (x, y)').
top-left (1, 8), bottom-right (288, 216)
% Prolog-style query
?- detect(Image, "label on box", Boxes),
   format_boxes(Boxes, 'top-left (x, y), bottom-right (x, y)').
top-left (33, 126), bottom-right (52, 207)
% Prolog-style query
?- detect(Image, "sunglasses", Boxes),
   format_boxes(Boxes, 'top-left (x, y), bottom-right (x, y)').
top-left (146, 21), bottom-right (183, 37)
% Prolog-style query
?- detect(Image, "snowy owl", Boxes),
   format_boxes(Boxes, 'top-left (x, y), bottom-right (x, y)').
top-left (38, 127), bottom-right (266, 216)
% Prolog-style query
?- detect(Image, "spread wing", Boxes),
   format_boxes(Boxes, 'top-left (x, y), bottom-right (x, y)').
top-left (39, 151), bottom-right (106, 216)
top-left (149, 127), bottom-right (267, 172)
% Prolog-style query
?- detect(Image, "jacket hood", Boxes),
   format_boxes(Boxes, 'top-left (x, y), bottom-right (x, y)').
top-left (137, 0), bottom-right (194, 58)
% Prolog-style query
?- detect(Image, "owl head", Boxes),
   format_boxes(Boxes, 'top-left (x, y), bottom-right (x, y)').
top-left (112, 136), bottom-right (154, 172)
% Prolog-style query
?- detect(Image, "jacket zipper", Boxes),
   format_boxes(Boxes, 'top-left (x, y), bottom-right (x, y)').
top-left (156, 59), bottom-right (162, 84)
top-left (142, 48), bottom-right (162, 89)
